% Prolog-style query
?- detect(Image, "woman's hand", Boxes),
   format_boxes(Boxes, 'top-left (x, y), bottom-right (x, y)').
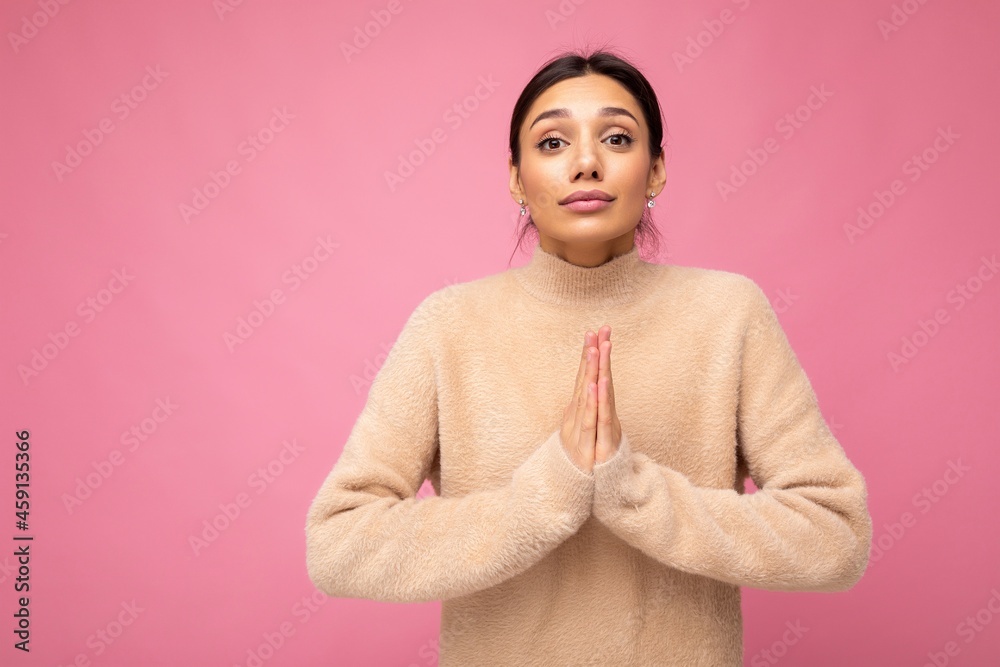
top-left (593, 325), bottom-right (622, 465)
top-left (560, 325), bottom-right (622, 473)
top-left (561, 330), bottom-right (599, 474)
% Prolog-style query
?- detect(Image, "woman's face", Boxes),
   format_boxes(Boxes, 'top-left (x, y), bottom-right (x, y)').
top-left (510, 73), bottom-right (665, 260)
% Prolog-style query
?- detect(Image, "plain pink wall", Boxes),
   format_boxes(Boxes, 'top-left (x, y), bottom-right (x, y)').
top-left (2, 0), bottom-right (998, 665)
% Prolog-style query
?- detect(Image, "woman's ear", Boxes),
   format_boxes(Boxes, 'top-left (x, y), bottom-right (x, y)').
top-left (647, 153), bottom-right (667, 196)
top-left (508, 159), bottom-right (522, 205)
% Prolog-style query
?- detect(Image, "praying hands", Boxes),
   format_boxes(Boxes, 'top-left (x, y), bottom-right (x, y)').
top-left (560, 324), bottom-right (624, 473)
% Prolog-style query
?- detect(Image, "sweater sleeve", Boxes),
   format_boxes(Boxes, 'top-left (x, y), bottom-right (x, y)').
top-left (591, 280), bottom-right (873, 593)
top-left (305, 292), bottom-right (595, 604)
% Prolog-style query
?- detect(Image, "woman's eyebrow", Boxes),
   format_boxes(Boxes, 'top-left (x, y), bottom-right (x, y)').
top-left (528, 106), bottom-right (638, 130)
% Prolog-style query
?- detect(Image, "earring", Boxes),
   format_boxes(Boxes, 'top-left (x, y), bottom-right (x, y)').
top-left (647, 192), bottom-right (656, 208)
top-left (519, 198), bottom-right (526, 216)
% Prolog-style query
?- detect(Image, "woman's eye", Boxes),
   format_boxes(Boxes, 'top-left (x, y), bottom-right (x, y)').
top-left (536, 136), bottom-right (563, 150)
top-left (608, 132), bottom-right (634, 146)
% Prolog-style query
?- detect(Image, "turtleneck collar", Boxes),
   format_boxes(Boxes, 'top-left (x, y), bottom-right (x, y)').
top-left (511, 242), bottom-right (660, 308)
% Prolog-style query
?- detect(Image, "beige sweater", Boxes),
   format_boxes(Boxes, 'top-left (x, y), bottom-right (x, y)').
top-left (305, 242), bottom-right (872, 666)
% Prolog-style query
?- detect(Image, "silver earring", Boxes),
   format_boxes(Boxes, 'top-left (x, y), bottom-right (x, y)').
top-left (519, 198), bottom-right (526, 216)
top-left (647, 192), bottom-right (656, 208)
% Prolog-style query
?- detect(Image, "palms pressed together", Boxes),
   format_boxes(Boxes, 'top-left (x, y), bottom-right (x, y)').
top-left (561, 325), bottom-right (623, 473)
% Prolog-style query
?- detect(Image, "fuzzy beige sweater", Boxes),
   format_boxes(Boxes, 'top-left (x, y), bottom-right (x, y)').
top-left (305, 242), bottom-right (872, 666)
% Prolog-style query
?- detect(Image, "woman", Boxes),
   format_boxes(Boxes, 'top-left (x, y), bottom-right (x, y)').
top-left (305, 48), bottom-right (872, 666)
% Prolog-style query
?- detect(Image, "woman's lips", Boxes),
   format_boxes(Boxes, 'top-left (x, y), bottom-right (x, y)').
top-left (561, 199), bottom-right (613, 212)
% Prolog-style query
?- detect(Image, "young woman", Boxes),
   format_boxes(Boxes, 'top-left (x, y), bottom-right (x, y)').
top-left (305, 48), bottom-right (872, 667)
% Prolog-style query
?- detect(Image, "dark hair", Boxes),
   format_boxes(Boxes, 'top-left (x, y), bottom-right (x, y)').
top-left (507, 46), bottom-right (668, 266)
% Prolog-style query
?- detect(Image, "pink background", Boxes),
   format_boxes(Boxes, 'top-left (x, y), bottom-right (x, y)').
top-left (3, 0), bottom-right (999, 665)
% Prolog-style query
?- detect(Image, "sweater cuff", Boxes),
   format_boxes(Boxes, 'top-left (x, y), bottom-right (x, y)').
top-left (592, 432), bottom-right (637, 519)
top-left (513, 429), bottom-right (595, 528)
